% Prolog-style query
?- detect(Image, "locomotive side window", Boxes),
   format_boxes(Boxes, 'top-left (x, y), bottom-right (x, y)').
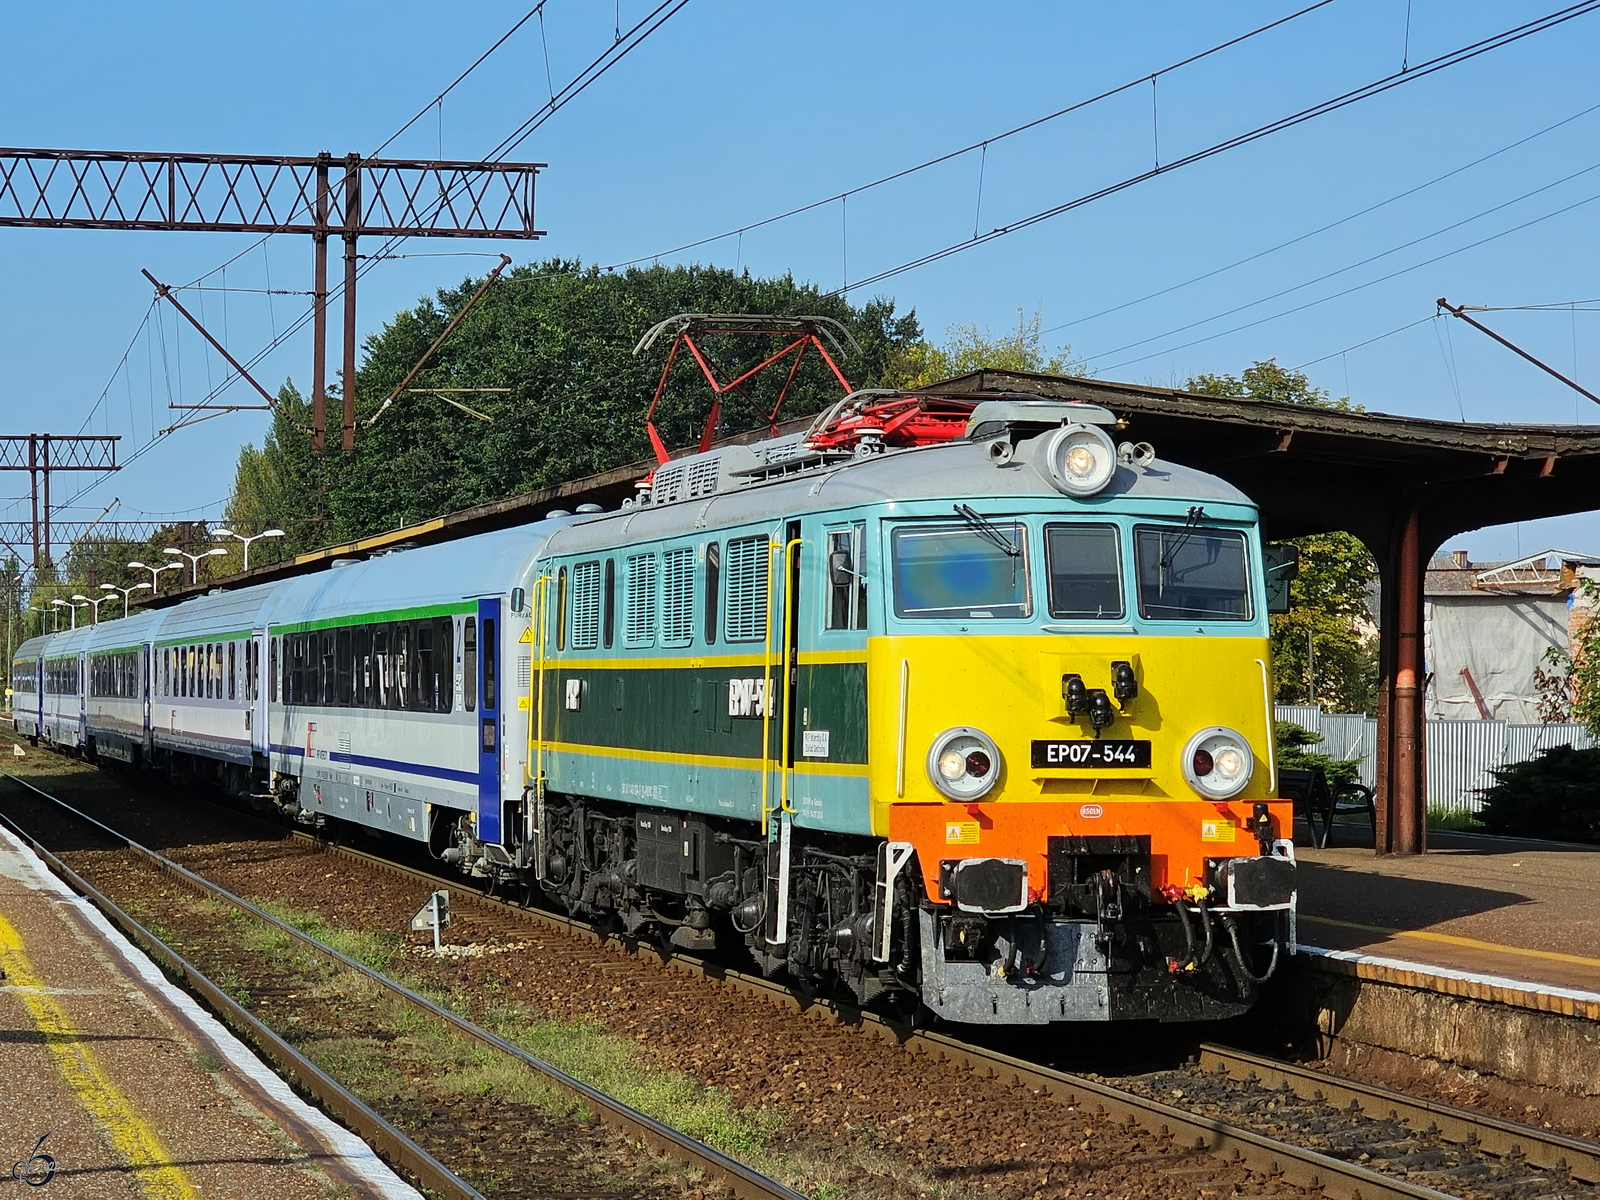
top-left (463, 618), bottom-right (477, 712)
top-left (826, 524), bottom-right (867, 631)
top-left (624, 553), bottom-right (657, 648)
top-left (704, 543), bottom-right (720, 643)
top-left (602, 559), bottom-right (616, 650)
top-left (1044, 524), bottom-right (1124, 619)
top-left (891, 523), bottom-right (1031, 619)
top-left (556, 566), bottom-right (568, 653)
top-left (661, 547), bottom-right (695, 648)
top-left (723, 535), bottom-right (770, 642)
top-left (1134, 526), bottom-right (1251, 622)
top-left (570, 560), bottom-right (601, 650)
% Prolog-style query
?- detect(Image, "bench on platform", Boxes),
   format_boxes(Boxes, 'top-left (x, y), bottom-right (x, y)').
top-left (1279, 767), bottom-right (1376, 849)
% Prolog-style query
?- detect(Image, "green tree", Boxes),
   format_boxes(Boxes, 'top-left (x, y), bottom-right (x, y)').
top-left (888, 307), bottom-right (1084, 388)
top-left (1187, 360), bottom-right (1378, 713)
top-left (228, 261), bottom-right (922, 553)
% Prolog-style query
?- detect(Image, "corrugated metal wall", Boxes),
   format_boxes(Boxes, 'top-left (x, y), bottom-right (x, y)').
top-left (1273, 707), bottom-right (1594, 812)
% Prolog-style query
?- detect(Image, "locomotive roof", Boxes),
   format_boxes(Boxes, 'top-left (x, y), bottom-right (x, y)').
top-left (543, 430), bottom-right (1254, 554)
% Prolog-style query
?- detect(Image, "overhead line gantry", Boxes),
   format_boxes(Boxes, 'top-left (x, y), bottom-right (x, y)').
top-left (0, 148), bottom-right (545, 449)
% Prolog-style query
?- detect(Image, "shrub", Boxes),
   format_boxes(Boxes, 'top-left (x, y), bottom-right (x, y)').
top-left (1274, 720), bottom-right (1361, 789)
top-left (1476, 744), bottom-right (1600, 843)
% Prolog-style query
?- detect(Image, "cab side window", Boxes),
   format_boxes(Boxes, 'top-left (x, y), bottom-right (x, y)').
top-left (826, 523), bottom-right (868, 631)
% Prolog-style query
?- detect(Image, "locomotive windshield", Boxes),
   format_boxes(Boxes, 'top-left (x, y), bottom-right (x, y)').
top-left (1133, 526), bottom-right (1252, 621)
top-left (891, 523), bottom-right (1031, 619)
top-left (1044, 523), bottom-right (1124, 619)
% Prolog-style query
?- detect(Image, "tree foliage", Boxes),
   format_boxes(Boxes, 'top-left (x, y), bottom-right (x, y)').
top-left (1187, 360), bottom-right (1378, 713)
top-left (1476, 743), bottom-right (1600, 842)
top-left (1533, 577), bottom-right (1600, 732)
top-left (227, 260), bottom-right (923, 552)
top-left (888, 307), bottom-right (1084, 388)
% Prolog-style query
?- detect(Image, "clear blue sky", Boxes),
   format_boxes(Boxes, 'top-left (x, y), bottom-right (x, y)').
top-left (2, 0), bottom-right (1598, 563)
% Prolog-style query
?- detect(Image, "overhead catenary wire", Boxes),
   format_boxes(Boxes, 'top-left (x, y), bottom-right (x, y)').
top-left (1097, 186), bottom-right (1600, 374)
top-left (1044, 98), bottom-right (1600, 336)
top-left (600, 0), bottom-right (1340, 272)
top-left (829, 1), bottom-right (1600, 297)
top-left (1082, 156), bottom-right (1600, 365)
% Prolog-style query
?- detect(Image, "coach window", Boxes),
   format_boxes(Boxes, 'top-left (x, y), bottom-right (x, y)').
top-left (483, 618), bottom-right (498, 711)
top-left (228, 643), bottom-right (236, 700)
top-left (463, 618), bottom-right (477, 712)
top-left (602, 559), bottom-right (616, 650)
top-left (416, 621), bottom-right (434, 711)
top-left (433, 617), bottom-right (453, 711)
top-left (336, 627), bottom-right (354, 706)
top-left (704, 543), bottom-right (720, 643)
top-left (826, 524), bottom-right (867, 631)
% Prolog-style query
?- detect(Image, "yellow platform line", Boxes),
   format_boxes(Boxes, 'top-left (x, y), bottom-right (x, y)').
top-left (1301, 912), bottom-right (1600, 972)
top-left (0, 913), bottom-right (200, 1199)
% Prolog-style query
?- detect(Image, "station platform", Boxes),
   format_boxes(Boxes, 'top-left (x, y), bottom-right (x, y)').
top-left (1293, 823), bottom-right (1600, 1019)
top-left (0, 821), bottom-right (419, 1199)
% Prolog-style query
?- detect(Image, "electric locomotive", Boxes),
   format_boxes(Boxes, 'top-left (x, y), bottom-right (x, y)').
top-left (13, 390), bottom-right (1294, 1025)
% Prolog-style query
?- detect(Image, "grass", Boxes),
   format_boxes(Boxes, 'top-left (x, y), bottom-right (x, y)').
top-left (1428, 806), bottom-right (1485, 832)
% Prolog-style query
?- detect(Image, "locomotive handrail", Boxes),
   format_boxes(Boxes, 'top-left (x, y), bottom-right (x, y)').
top-left (531, 574), bottom-right (552, 811)
top-left (777, 537), bottom-right (803, 820)
top-left (760, 539), bottom-right (778, 835)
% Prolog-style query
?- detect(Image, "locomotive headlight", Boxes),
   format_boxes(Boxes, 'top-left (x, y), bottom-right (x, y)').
top-left (1182, 727), bottom-right (1254, 799)
top-left (1040, 423), bottom-right (1117, 497)
top-left (927, 727), bottom-right (1002, 800)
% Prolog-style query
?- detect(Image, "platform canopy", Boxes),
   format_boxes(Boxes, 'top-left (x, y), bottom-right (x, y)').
top-left (932, 369), bottom-right (1600, 855)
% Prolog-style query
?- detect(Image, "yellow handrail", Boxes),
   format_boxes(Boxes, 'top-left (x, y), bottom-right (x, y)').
top-left (777, 536), bottom-right (803, 819)
top-left (760, 539), bottom-right (777, 835)
top-left (529, 574), bottom-right (552, 797)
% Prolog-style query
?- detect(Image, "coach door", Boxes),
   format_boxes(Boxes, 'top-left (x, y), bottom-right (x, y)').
top-left (77, 652), bottom-right (87, 741)
top-left (142, 645), bottom-right (153, 752)
top-left (250, 630), bottom-right (268, 756)
top-left (475, 598), bottom-right (502, 844)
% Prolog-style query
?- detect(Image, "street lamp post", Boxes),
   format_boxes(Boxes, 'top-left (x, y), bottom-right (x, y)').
top-left (72, 594), bottom-right (112, 625)
top-left (211, 527), bottom-right (284, 572)
top-left (51, 599), bottom-right (85, 630)
top-left (31, 606), bottom-right (53, 634)
top-left (128, 560), bottom-right (183, 596)
top-left (163, 546), bottom-right (228, 586)
top-left (100, 582), bottom-right (152, 619)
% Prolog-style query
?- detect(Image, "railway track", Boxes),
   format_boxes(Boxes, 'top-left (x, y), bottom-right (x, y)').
top-left (0, 770), bottom-right (805, 1200)
top-left (8, 762), bottom-right (1599, 1200)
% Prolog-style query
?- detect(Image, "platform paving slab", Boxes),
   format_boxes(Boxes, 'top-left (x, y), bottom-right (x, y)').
top-left (0, 820), bottom-right (422, 1200)
top-left (1294, 827), bottom-right (1600, 998)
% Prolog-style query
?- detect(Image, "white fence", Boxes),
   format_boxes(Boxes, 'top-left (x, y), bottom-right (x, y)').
top-left (1275, 707), bottom-right (1594, 812)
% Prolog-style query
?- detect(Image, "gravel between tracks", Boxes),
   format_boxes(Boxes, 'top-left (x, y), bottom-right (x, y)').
top-left (0, 746), bottom-right (1311, 1199)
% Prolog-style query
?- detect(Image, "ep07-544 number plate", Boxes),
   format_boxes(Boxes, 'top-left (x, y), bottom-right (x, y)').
top-left (1031, 739), bottom-right (1152, 768)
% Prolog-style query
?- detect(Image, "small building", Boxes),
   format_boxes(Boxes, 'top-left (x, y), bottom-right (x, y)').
top-left (1423, 549), bottom-right (1600, 722)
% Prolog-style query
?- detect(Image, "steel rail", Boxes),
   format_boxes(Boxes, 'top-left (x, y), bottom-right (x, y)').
top-left (1198, 1043), bottom-right (1600, 1183)
top-left (0, 805), bottom-right (485, 1200)
top-left (0, 771), bottom-right (806, 1200)
top-left (6, 761), bottom-right (1549, 1200)
top-left (222, 815), bottom-right (1465, 1200)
